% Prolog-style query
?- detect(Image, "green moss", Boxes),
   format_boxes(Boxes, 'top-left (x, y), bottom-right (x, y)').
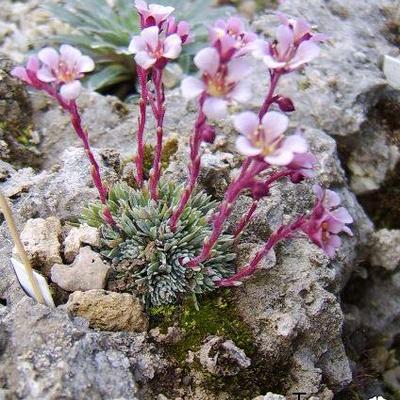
top-left (16, 125), bottom-right (33, 146)
top-left (142, 136), bottom-right (178, 179)
top-left (297, 78), bottom-right (311, 91)
top-left (149, 289), bottom-right (255, 363)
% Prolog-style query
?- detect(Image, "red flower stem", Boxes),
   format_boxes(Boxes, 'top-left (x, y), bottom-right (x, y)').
top-left (135, 66), bottom-right (149, 188)
top-left (233, 169), bottom-right (294, 239)
top-left (258, 70), bottom-right (282, 120)
top-left (217, 215), bottom-right (306, 287)
top-left (169, 94), bottom-right (207, 231)
top-left (186, 158), bottom-right (266, 269)
top-left (67, 100), bottom-right (115, 225)
top-left (149, 67), bottom-right (166, 200)
top-left (234, 200), bottom-right (258, 239)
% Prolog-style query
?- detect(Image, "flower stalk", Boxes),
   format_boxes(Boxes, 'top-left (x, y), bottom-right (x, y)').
top-left (135, 66), bottom-right (149, 188)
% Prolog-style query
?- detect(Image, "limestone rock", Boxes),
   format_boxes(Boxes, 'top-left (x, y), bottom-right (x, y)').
top-left (198, 336), bottom-right (251, 377)
top-left (67, 289), bottom-right (149, 332)
top-left (51, 246), bottom-right (109, 292)
top-left (14, 216), bottom-right (62, 276)
top-left (64, 224), bottom-right (100, 262)
top-left (370, 229), bottom-right (400, 271)
top-left (253, 394), bottom-right (286, 400)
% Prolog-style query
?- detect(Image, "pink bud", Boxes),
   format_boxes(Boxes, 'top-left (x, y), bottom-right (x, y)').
top-left (275, 95), bottom-right (295, 112)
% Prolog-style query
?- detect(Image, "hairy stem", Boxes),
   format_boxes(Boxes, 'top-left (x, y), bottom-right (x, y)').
top-left (186, 159), bottom-right (265, 269)
top-left (234, 200), bottom-right (258, 239)
top-left (149, 68), bottom-right (166, 200)
top-left (135, 66), bottom-right (148, 188)
top-left (68, 101), bottom-right (115, 225)
top-left (169, 95), bottom-right (207, 231)
top-left (258, 70), bottom-right (282, 120)
top-left (217, 216), bottom-right (306, 287)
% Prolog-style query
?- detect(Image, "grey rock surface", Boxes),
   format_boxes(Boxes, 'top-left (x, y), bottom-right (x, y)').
top-left (51, 246), bottom-right (110, 292)
top-left (370, 229), bottom-right (400, 271)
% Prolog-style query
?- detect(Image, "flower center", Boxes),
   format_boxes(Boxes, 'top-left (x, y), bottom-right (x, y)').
top-left (321, 221), bottom-right (330, 242)
top-left (56, 60), bottom-right (76, 83)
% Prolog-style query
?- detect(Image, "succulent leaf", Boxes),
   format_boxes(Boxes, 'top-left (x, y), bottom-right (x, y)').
top-left (82, 181), bottom-right (236, 307)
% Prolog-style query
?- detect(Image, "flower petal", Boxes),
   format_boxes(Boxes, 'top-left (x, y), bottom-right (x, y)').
top-left (235, 135), bottom-right (262, 156)
top-left (227, 57), bottom-right (252, 81)
top-left (128, 36), bottom-right (146, 54)
top-left (276, 24), bottom-right (294, 56)
top-left (60, 80), bottom-right (82, 100)
top-left (27, 55), bottom-right (40, 72)
top-left (264, 149), bottom-right (294, 166)
top-left (181, 77), bottom-right (205, 99)
top-left (135, 51), bottom-right (157, 70)
top-left (263, 55), bottom-right (287, 69)
top-left (163, 34), bottom-right (182, 59)
top-left (37, 67), bottom-right (56, 82)
top-left (141, 26), bottom-right (159, 50)
top-left (230, 81), bottom-right (251, 103)
top-left (60, 44), bottom-right (82, 64)
top-left (38, 47), bottom-right (59, 68)
top-left (234, 111), bottom-right (259, 137)
top-left (77, 55), bottom-right (95, 73)
top-left (325, 189), bottom-right (341, 208)
top-left (261, 111), bottom-right (289, 142)
top-left (11, 67), bottom-right (29, 83)
top-left (194, 47), bottom-right (220, 76)
top-left (290, 40), bottom-right (320, 69)
top-left (202, 97), bottom-right (227, 119)
top-left (283, 134), bottom-right (308, 154)
top-left (331, 207), bottom-right (353, 224)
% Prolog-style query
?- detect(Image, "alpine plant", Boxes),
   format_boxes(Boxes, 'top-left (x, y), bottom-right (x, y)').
top-left (12, 2), bottom-right (353, 307)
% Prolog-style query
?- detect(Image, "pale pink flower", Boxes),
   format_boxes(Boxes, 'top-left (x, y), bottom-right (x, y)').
top-left (302, 185), bottom-right (353, 257)
top-left (209, 17), bottom-right (257, 59)
top-left (234, 111), bottom-right (308, 165)
top-left (129, 26), bottom-right (182, 70)
top-left (252, 15), bottom-right (324, 72)
top-left (166, 17), bottom-right (191, 44)
top-left (286, 152), bottom-right (316, 182)
top-left (135, 0), bottom-right (174, 28)
top-left (36, 45), bottom-right (94, 100)
top-left (11, 55), bottom-right (40, 86)
top-left (181, 47), bottom-right (252, 119)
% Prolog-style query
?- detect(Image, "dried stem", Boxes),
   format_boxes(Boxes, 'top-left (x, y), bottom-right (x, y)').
top-left (0, 191), bottom-right (46, 305)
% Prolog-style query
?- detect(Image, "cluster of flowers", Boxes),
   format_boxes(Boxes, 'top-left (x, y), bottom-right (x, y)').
top-left (12, 1), bottom-right (353, 288)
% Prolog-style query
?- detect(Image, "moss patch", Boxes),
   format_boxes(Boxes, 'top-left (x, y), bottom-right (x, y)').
top-left (149, 289), bottom-right (255, 363)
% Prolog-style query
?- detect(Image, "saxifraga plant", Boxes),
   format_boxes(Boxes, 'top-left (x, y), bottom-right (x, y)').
top-left (83, 182), bottom-right (235, 306)
top-left (44, 0), bottom-right (234, 97)
top-left (12, 2), bottom-right (354, 307)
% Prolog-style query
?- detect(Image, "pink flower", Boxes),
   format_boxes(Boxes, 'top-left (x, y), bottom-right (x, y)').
top-left (36, 45), bottom-right (94, 100)
top-left (286, 152), bottom-right (316, 182)
top-left (11, 55), bottom-right (40, 86)
top-left (234, 111), bottom-right (308, 165)
top-left (135, 0), bottom-right (175, 28)
top-left (181, 47), bottom-right (252, 119)
top-left (302, 185), bottom-right (353, 257)
top-left (129, 26), bottom-right (182, 70)
top-left (166, 17), bottom-right (191, 44)
top-left (252, 16), bottom-right (324, 72)
top-left (209, 17), bottom-right (257, 60)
